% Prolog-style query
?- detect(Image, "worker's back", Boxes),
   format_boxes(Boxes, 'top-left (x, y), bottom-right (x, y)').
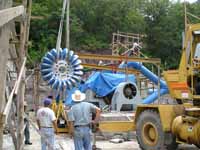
top-left (37, 107), bottom-right (56, 127)
top-left (68, 102), bottom-right (97, 126)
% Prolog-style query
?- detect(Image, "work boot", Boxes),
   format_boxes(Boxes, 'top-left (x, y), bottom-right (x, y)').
top-left (25, 141), bottom-right (32, 145)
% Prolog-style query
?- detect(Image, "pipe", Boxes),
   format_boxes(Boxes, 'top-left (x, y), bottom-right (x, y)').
top-left (119, 62), bottom-right (168, 103)
top-left (143, 88), bottom-right (168, 104)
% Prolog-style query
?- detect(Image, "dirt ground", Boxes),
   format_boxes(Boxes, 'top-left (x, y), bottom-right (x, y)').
top-left (3, 127), bottom-right (199, 150)
top-left (4, 125), bottom-right (196, 150)
top-left (2, 112), bottom-right (199, 150)
top-left (22, 127), bottom-right (199, 150)
top-left (2, 111), bottom-right (199, 150)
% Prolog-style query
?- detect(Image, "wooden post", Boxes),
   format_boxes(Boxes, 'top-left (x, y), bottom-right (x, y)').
top-left (0, 114), bottom-right (4, 150)
top-left (0, 27), bottom-right (9, 113)
top-left (8, 104), bottom-right (17, 149)
top-left (112, 33), bottom-right (115, 55)
top-left (17, 72), bottom-right (25, 150)
top-left (16, 0), bottom-right (28, 148)
top-left (25, 0), bottom-right (32, 54)
top-left (0, 26), bottom-right (10, 150)
top-left (33, 68), bottom-right (40, 113)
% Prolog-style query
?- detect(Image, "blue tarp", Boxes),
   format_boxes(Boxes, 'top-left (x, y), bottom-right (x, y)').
top-left (80, 72), bottom-right (135, 96)
top-left (65, 72), bottom-right (135, 105)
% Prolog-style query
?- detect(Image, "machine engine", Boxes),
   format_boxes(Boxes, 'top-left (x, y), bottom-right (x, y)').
top-left (85, 82), bottom-right (141, 111)
top-left (111, 82), bottom-right (141, 111)
top-left (172, 108), bottom-right (200, 147)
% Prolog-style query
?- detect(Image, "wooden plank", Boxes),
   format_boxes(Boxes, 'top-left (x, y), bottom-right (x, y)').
top-left (0, 5), bottom-right (24, 27)
top-left (3, 57), bottom-right (26, 123)
top-left (14, 57), bottom-right (26, 95)
top-left (31, 16), bottom-right (44, 20)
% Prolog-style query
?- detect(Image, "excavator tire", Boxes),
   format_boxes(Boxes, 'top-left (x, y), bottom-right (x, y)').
top-left (136, 110), bottom-right (178, 150)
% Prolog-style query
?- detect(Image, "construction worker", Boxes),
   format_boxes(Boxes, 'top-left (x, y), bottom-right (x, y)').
top-left (24, 101), bottom-right (32, 145)
top-left (36, 98), bottom-right (57, 150)
top-left (68, 90), bottom-right (101, 150)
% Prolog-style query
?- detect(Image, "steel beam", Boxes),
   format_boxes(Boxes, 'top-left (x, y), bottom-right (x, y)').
top-left (0, 5), bottom-right (24, 27)
top-left (82, 63), bottom-right (139, 74)
top-left (78, 53), bottom-right (161, 64)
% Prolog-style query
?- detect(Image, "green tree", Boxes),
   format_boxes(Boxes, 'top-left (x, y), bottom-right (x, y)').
top-left (143, 0), bottom-right (185, 69)
top-left (28, 0), bottom-right (200, 69)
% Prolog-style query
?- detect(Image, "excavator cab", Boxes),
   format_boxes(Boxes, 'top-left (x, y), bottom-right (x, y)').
top-left (164, 23), bottom-right (200, 106)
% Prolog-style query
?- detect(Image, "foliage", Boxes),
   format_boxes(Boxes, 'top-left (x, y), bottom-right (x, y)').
top-left (29, 0), bottom-right (200, 69)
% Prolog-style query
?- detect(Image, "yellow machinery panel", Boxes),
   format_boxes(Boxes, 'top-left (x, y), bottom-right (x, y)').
top-left (99, 121), bottom-right (135, 132)
top-left (51, 100), bottom-right (69, 133)
top-left (164, 23), bottom-right (200, 102)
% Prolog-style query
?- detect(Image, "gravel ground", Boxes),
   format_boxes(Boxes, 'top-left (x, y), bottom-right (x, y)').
top-left (22, 126), bottom-right (199, 150)
top-left (3, 129), bottom-right (199, 150)
top-left (2, 112), bottom-right (199, 150)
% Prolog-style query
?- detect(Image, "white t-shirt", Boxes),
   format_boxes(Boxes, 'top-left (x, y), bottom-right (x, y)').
top-left (36, 107), bottom-right (56, 127)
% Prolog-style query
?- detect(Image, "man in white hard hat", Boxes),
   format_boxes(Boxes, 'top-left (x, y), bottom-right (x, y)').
top-left (68, 90), bottom-right (101, 150)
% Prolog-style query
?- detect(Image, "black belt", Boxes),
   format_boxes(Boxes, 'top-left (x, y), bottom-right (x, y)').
top-left (74, 124), bottom-right (90, 128)
top-left (41, 126), bottom-right (53, 128)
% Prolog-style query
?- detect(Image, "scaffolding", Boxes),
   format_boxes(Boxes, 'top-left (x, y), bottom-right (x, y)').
top-left (112, 31), bottom-right (145, 56)
top-left (0, 0), bottom-right (32, 149)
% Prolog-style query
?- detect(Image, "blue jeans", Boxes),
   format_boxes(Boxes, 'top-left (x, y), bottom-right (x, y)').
top-left (74, 126), bottom-right (92, 150)
top-left (40, 128), bottom-right (55, 150)
top-left (24, 118), bottom-right (30, 143)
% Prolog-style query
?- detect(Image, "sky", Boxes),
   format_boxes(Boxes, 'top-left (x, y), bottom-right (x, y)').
top-left (182, 0), bottom-right (197, 2)
top-left (173, 0), bottom-right (198, 3)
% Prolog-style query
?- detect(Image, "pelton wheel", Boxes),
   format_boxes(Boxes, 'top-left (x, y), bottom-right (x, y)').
top-left (41, 48), bottom-right (83, 90)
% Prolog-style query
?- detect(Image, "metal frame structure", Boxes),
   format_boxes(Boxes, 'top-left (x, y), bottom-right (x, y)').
top-left (112, 31), bottom-right (145, 56)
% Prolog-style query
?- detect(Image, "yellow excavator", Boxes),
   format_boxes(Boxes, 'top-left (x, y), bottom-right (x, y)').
top-left (133, 23), bottom-right (200, 149)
